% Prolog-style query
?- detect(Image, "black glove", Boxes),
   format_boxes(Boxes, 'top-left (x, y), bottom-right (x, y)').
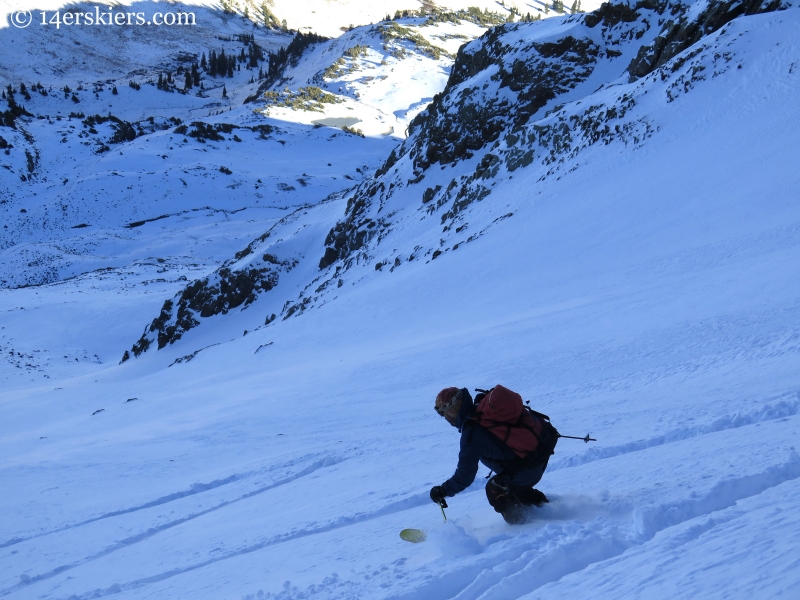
top-left (430, 485), bottom-right (448, 508)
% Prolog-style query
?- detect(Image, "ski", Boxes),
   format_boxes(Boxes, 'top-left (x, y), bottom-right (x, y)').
top-left (399, 528), bottom-right (427, 543)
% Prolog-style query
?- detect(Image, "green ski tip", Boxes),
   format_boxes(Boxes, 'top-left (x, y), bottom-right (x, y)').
top-left (399, 528), bottom-right (427, 543)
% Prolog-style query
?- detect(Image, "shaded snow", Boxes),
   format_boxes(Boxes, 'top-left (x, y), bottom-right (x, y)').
top-left (1, 2), bottom-right (799, 600)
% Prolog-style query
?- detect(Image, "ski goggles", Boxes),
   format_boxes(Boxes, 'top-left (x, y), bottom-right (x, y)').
top-left (435, 389), bottom-right (462, 416)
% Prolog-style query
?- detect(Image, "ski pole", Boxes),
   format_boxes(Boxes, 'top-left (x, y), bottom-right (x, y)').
top-left (437, 500), bottom-right (447, 522)
top-left (559, 434), bottom-right (597, 443)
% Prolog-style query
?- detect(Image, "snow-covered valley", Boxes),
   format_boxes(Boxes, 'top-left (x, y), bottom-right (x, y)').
top-left (2, 1), bottom-right (800, 598)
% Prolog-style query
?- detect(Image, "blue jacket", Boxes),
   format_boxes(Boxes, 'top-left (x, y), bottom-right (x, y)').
top-left (441, 389), bottom-right (523, 497)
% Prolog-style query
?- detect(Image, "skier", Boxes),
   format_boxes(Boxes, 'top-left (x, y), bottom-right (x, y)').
top-left (430, 386), bottom-right (556, 524)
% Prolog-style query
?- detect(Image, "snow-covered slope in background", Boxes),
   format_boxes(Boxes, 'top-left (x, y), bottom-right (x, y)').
top-left (125, 0), bottom-right (800, 359)
top-left (1, 0), bottom-right (800, 599)
top-left (2, 0), bottom-right (605, 42)
top-left (1, 3), bottom-right (512, 290)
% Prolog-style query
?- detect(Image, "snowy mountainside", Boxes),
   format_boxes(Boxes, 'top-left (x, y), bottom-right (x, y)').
top-left (1, 1), bottom-right (800, 599)
top-left (0, 2), bottom-right (300, 289)
top-left (264, 0), bottom-right (606, 37)
top-left (0, 1), bottom-right (538, 287)
top-left (1, 6), bottom-right (495, 290)
top-left (1, 0), bottom-right (605, 49)
top-left (1, 6), bottom-right (800, 592)
top-left (96, 12), bottom-right (516, 356)
top-left (315, 0), bottom-right (798, 276)
top-left (126, 0), bottom-right (800, 358)
top-left (0, 91), bottom-right (391, 289)
top-left (0, 1), bottom-right (290, 87)
top-left (256, 13), bottom-right (494, 134)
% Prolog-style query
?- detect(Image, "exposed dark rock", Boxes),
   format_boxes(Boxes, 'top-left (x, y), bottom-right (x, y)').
top-left (319, 246), bottom-right (339, 270)
top-left (404, 30), bottom-right (600, 172)
top-left (584, 0), bottom-right (659, 28)
top-left (128, 255), bottom-right (295, 358)
top-left (312, 0), bottom-right (783, 289)
top-left (422, 185), bottom-right (442, 203)
top-left (627, 0), bottom-right (785, 81)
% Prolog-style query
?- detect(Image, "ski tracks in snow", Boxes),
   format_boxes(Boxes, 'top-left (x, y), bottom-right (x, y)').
top-left (0, 453), bottom-right (348, 597)
top-left (54, 492), bottom-right (434, 600)
top-left (7, 393), bottom-right (798, 599)
top-left (234, 395), bottom-right (800, 600)
top-left (379, 451), bottom-right (800, 600)
top-left (549, 391), bottom-right (800, 471)
top-left (482, 451), bottom-right (800, 600)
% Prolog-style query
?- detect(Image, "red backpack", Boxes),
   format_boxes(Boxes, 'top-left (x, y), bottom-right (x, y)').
top-left (474, 385), bottom-right (559, 462)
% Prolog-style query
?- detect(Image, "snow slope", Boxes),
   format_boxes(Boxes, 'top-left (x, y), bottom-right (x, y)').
top-left (0, 4), bottom-right (511, 290)
top-left (1, 0), bottom-right (605, 46)
top-left (2, 1), bottom-right (800, 599)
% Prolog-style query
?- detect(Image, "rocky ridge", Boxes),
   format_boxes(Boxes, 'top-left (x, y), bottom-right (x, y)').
top-left (315, 0), bottom-right (794, 277)
top-left (123, 195), bottom-right (339, 358)
top-left (128, 0), bottom-right (798, 355)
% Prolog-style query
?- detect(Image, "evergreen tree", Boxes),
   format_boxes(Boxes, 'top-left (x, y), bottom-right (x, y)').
top-left (222, 85), bottom-right (228, 98)
top-left (218, 49), bottom-right (227, 77)
top-left (157, 72), bottom-right (164, 90)
top-left (249, 41), bottom-right (263, 68)
top-left (209, 50), bottom-right (218, 76)
top-left (184, 71), bottom-right (192, 89)
top-left (201, 52), bottom-right (208, 71)
top-left (192, 63), bottom-right (200, 87)
top-left (112, 86), bottom-right (118, 95)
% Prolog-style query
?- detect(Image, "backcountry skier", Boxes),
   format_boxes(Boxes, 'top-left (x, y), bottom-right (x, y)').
top-left (430, 386), bottom-right (559, 524)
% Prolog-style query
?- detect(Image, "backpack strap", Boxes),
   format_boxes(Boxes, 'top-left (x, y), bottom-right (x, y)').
top-left (529, 407), bottom-right (551, 423)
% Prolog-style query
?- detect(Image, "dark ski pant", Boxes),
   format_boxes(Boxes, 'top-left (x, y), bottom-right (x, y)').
top-left (486, 459), bottom-right (549, 524)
